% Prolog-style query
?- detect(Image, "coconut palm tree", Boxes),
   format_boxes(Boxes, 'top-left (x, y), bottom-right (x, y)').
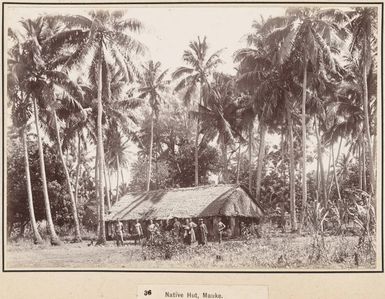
top-left (172, 36), bottom-right (222, 186)
top-left (105, 125), bottom-right (131, 204)
top-left (260, 7), bottom-right (349, 231)
top-left (7, 18), bottom-right (79, 245)
top-left (191, 72), bottom-right (244, 183)
top-left (15, 16), bottom-right (88, 242)
top-left (348, 7), bottom-right (377, 194)
top-left (138, 60), bottom-right (169, 191)
top-left (8, 36), bottom-right (44, 244)
top-left (235, 24), bottom-right (295, 218)
top-left (51, 10), bottom-right (145, 244)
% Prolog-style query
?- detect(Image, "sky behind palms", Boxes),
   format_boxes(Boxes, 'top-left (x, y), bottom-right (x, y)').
top-left (7, 5), bottom-right (286, 74)
top-left (6, 4), bottom-right (351, 185)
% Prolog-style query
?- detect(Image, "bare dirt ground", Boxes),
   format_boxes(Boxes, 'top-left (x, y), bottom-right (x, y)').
top-left (5, 233), bottom-right (376, 270)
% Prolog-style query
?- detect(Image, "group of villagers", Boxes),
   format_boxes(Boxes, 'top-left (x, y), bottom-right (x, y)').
top-left (114, 217), bottom-right (227, 246)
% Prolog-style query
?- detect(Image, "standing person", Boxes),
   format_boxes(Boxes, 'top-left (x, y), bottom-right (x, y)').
top-left (115, 218), bottom-right (124, 246)
top-left (173, 217), bottom-right (181, 239)
top-left (134, 219), bottom-right (143, 245)
top-left (147, 219), bottom-right (156, 242)
top-left (182, 218), bottom-right (197, 245)
top-left (217, 218), bottom-right (226, 244)
top-left (182, 219), bottom-right (191, 245)
top-left (188, 218), bottom-right (197, 244)
top-left (154, 221), bottom-right (161, 235)
top-left (197, 218), bottom-right (208, 245)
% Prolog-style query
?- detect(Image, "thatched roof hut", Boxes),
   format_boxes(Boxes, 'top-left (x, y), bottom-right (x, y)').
top-left (105, 184), bottom-right (263, 240)
top-left (106, 184), bottom-right (263, 221)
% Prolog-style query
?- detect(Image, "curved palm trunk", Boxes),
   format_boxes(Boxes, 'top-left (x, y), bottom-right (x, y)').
top-left (146, 110), bottom-right (154, 192)
top-left (53, 112), bottom-right (82, 242)
top-left (248, 122), bottom-right (253, 191)
top-left (285, 94), bottom-right (297, 232)
top-left (299, 59), bottom-right (308, 233)
top-left (255, 121), bottom-right (266, 201)
top-left (32, 97), bottom-right (61, 245)
top-left (96, 58), bottom-right (106, 245)
top-left (116, 155), bottom-right (120, 202)
top-left (22, 128), bottom-right (44, 244)
top-left (121, 168), bottom-right (125, 184)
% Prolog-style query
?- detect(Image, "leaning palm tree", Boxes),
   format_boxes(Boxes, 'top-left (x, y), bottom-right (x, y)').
top-left (172, 36), bottom-right (222, 186)
top-left (8, 38), bottom-right (44, 244)
top-left (45, 91), bottom-right (85, 242)
top-left (7, 19), bottom-right (74, 245)
top-left (138, 60), bottom-right (169, 191)
top-left (51, 10), bottom-right (145, 244)
top-left (15, 17), bottom-right (86, 242)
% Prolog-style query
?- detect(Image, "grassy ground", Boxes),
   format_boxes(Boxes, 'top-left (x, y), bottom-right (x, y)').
top-left (6, 227), bottom-right (376, 270)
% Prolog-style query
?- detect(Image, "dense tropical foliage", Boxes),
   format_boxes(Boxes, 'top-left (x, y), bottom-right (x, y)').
top-left (7, 7), bottom-right (378, 245)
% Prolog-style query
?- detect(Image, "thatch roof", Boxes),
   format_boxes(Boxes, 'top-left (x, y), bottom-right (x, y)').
top-left (105, 184), bottom-right (264, 221)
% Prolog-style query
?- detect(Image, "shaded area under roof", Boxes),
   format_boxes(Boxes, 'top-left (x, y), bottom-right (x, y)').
top-left (105, 184), bottom-right (264, 221)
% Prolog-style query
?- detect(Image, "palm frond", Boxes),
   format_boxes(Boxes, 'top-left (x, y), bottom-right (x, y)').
top-left (52, 14), bottom-right (93, 29)
top-left (171, 66), bottom-right (195, 80)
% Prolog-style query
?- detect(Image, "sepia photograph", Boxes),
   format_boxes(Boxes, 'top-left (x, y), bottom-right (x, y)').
top-left (2, 1), bottom-right (382, 272)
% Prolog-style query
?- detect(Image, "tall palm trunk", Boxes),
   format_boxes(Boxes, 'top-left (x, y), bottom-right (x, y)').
top-left (116, 155), bottom-right (120, 202)
top-left (236, 144), bottom-right (241, 184)
top-left (299, 59), bottom-right (308, 233)
top-left (194, 83), bottom-right (203, 186)
top-left (221, 135), bottom-right (228, 183)
top-left (331, 140), bottom-right (342, 203)
top-left (53, 111), bottom-right (82, 242)
top-left (121, 168), bottom-right (125, 184)
top-left (362, 140), bottom-right (367, 192)
top-left (358, 141), bottom-right (363, 190)
top-left (95, 142), bottom-right (100, 237)
top-left (22, 128), bottom-right (44, 244)
top-left (315, 118), bottom-right (327, 207)
top-left (32, 97), bottom-right (61, 245)
top-left (108, 168), bottom-right (113, 205)
top-left (74, 132), bottom-right (81, 206)
top-left (285, 94), bottom-right (297, 231)
top-left (103, 157), bottom-right (111, 211)
top-left (146, 110), bottom-right (154, 192)
top-left (96, 57), bottom-right (106, 245)
top-left (248, 122), bottom-right (253, 191)
top-left (362, 42), bottom-right (375, 195)
top-left (255, 121), bottom-right (266, 201)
